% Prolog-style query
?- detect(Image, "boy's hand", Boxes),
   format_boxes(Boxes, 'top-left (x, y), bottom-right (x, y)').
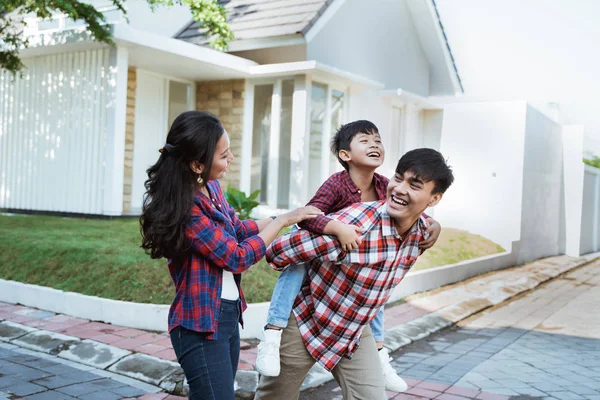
top-left (420, 217), bottom-right (441, 249)
top-left (334, 222), bottom-right (363, 252)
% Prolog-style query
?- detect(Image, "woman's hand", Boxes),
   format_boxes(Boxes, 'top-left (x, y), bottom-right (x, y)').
top-left (277, 206), bottom-right (323, 227)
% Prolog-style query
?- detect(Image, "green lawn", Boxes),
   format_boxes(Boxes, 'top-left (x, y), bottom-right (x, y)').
top-left (0, 214), bottom-right (504, 304)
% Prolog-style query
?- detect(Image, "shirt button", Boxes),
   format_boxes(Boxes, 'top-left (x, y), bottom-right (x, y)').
top-left (357, 190), bottom-right (361, 193)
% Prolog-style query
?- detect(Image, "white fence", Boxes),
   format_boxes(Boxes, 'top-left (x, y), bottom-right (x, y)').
top-left (0, 48), bottom-right (115, 214)
top-left (581, 165), bottom-right (600, 254)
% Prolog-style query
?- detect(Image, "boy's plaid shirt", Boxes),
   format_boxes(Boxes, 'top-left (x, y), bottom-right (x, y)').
top-left (167, 180), bottom-right (266, 337)
top-left (267, 200), bottom-right (428, 371)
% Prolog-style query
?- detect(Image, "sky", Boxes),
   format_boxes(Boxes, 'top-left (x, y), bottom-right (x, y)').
top-left (435, 0), bottom-right (600, 155)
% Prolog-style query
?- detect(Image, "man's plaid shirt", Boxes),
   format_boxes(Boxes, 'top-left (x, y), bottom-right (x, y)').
top-left (267, 200), bottom-right (429, 371)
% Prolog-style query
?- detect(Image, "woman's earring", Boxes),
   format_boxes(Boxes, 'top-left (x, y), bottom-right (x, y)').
top-left (197, 175), bottom-right (203, 184)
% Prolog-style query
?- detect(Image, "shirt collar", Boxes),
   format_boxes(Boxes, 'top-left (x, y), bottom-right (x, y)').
top-left (378, 203), bottom-right (430, 240)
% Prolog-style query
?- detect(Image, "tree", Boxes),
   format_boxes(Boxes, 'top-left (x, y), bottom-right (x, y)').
top-left (0, 0), bottom-right (234, 75)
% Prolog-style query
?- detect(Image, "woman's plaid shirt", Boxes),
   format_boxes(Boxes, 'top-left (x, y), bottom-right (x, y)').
top-left (267, 200), bottom-right (428, 371)
top-left (167, 181), bottom-right (266, 337)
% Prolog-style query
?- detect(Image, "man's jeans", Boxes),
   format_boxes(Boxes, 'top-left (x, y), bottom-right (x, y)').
top-left (266, 263), bottom-right (386, 342)
top-left (170, 299), bottom-right (241, 400)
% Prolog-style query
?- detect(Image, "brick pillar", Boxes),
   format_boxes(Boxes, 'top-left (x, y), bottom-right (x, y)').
top-left (196, 79), bottom-right (245, 189)
top-left (122, 67), bottom-right (136, 213)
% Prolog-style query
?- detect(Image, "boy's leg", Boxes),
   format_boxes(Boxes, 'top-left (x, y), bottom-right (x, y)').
top-left (257, 263), bottom-right (308, 376)
top-left (265, 263), bottom-right (308, 328)
top-left (330, 325), bottom-right (386, 400)
top-left (371, 307), bottom-right (408, 392)
top-left (255, 314), bottom-right (316, 400)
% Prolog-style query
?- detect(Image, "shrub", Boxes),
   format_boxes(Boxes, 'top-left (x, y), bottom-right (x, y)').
top-left (224, 186), bottom-right (260, 220)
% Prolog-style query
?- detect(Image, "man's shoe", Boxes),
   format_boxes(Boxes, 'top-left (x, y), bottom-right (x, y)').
top-left (255, 329), bottom-right (283, 377)
top-left (379, 348), bottom-right (408, 392)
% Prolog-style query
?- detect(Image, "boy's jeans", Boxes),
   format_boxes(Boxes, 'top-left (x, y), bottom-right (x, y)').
top-left (266, 263), bottom-right (386, 342)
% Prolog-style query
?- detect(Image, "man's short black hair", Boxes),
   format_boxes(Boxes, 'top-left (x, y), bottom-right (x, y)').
top-left (330, 120), bottom-right (379, 170)
top-left (395, 148), bottom-right (454, 194)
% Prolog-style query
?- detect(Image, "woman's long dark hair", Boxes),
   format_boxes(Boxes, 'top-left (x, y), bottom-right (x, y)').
top-left (140, 111), bottom-right (225, 261)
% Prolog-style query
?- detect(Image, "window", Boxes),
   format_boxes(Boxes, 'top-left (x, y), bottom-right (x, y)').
top-left (308, 83), bottom-right (346, 197)
top-left (251, 85), bottom-right (273, 203)
top-left (245, 78), bottom-right (346, 211)
top-left (168, 81), bottom-right (192, 128)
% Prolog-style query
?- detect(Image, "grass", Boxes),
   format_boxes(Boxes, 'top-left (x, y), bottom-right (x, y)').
top-left (0, 215), bottom-right (504, 305)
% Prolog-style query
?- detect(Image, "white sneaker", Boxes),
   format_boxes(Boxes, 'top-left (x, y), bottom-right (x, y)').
top-left (255, 329), bottom-right (283, 377)
top-left (379, 348), bottom-right (408, 392)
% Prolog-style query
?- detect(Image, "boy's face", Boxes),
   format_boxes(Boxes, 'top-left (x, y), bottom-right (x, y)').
top-left (386, 170), bottom-right (442, 223)
top-left (339, 131), bottom-right (385, 169)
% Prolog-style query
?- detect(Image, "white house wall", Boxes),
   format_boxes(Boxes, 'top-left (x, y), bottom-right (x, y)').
top-left (0, 48), bottom-right (116, 214)
top-left (581, 166), bottom-right (600, 255)
top-left (435, 101), bottom-right (528, 250)
top-left (307, 0), bottom-right (430, 96)
top-left (517, 105), bottom-right (564, 264)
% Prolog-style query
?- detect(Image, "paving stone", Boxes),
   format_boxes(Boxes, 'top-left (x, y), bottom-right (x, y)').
top-left (31, 375), bottom-right (84, 389)
top-left (55, 382), bottom-right (104, 397)
top-left (0, 321), bottom-right (37, 341)
top-left (109, 384), bottom-right (148, 397)
top-left (0, 362), bottom-right (53, 381)
top-left (27, 391), bottom-right (76, 400)
top-left (4, 381), bottom-right (46, 396)
top-left (58, 339), bottom-right (131, 369)
top-left (11, 330), bottom-right (80, 355)
top-left (0, 375), bottom-right (23, 389)
top-left (78, 391), bottom-right (122, 400)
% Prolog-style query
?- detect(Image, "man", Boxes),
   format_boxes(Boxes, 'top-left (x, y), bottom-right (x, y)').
top-left (255, 148), bottom-right (454, 400)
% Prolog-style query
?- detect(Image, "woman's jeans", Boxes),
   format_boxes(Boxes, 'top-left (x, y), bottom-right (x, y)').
top-left (266, 263), bottom-right (386, 342)
top-left (170, 299), bottom-right (241, 400)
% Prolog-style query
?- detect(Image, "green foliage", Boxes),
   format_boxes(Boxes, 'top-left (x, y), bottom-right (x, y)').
top-left (1, 0), bottom-right (234, 75)
top-left (224, 186), bottom-right (260, 220)
top-left (584, 156), bottom-right (600, 169)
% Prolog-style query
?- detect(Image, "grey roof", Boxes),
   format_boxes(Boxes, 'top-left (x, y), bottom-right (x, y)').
top-left (175, 0), bottom-right (334, 45)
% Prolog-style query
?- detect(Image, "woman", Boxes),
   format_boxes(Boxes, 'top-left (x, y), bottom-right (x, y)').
top-left (140, 111), bottom-right (321, 400)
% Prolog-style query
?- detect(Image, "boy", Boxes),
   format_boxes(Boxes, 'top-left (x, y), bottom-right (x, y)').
top-left (255, 148), bottom-right (454, 399)
top-left (256, 121), bottom-right (441, 392)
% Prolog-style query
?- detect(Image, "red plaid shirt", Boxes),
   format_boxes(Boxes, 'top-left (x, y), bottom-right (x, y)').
top-left (298, 171), bottom-right (389, 233)
top-left (267, 200), bottom-right (428, 371)
top-left (168, 180), bottom-right (266, 337)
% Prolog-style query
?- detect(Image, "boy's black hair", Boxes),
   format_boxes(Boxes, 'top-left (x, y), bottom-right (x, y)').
top-left (330, 120), bottom-right (379, 171)
top-left (395, 148), bottom-right (454, 194)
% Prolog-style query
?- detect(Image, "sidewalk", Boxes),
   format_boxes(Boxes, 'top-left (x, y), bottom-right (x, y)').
top-left (0, 254), bottom-right (596, 399)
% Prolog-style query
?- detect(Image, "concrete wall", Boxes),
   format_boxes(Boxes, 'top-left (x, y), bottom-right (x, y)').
top-left (516, 105), bottom-right (564, 264)
top-left (196, 80), bottom-right (245, 189)
top-left (436, 101), bottom-right (528, 250)
top-left (562, 126), bottom-right (585, 256)
top-left (307, 0), bottom-right (430, 96)
top-left (581, 166), bottom-right (600, 255)
top-left (422, 109), bottom-right (444, 150)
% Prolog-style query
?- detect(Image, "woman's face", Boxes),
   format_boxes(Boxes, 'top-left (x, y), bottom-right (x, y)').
top-left (208, 131), bottom-right (234, 181)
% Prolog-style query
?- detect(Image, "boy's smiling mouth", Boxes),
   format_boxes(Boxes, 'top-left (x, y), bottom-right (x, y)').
top-left (367, 151), bottom-right (381, 158)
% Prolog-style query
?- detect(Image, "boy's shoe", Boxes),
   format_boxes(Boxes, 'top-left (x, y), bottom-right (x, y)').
top-left (255, 329), bottom-right (283, 377)
top-left (379, 348), bottom-right (408, 392)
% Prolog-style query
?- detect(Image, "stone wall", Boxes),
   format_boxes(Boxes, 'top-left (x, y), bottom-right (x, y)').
top-left (196, 80), bottom-right (245, 189)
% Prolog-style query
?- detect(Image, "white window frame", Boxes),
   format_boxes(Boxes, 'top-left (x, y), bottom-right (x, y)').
top-left (240, 76), bottom-right (349, 214)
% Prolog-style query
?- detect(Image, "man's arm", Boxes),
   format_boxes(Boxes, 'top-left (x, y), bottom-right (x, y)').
top-left (266, 228), bottom-right (345, 271)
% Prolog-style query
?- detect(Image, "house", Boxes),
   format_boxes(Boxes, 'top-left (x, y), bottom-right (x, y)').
top-left (1, 0), bottom-right (597, 261)
top-left (0, 0), bottom-right (461, 217)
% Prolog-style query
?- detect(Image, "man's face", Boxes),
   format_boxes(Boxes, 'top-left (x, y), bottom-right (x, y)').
top-left (386, 170), bottom-right (442, 223)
